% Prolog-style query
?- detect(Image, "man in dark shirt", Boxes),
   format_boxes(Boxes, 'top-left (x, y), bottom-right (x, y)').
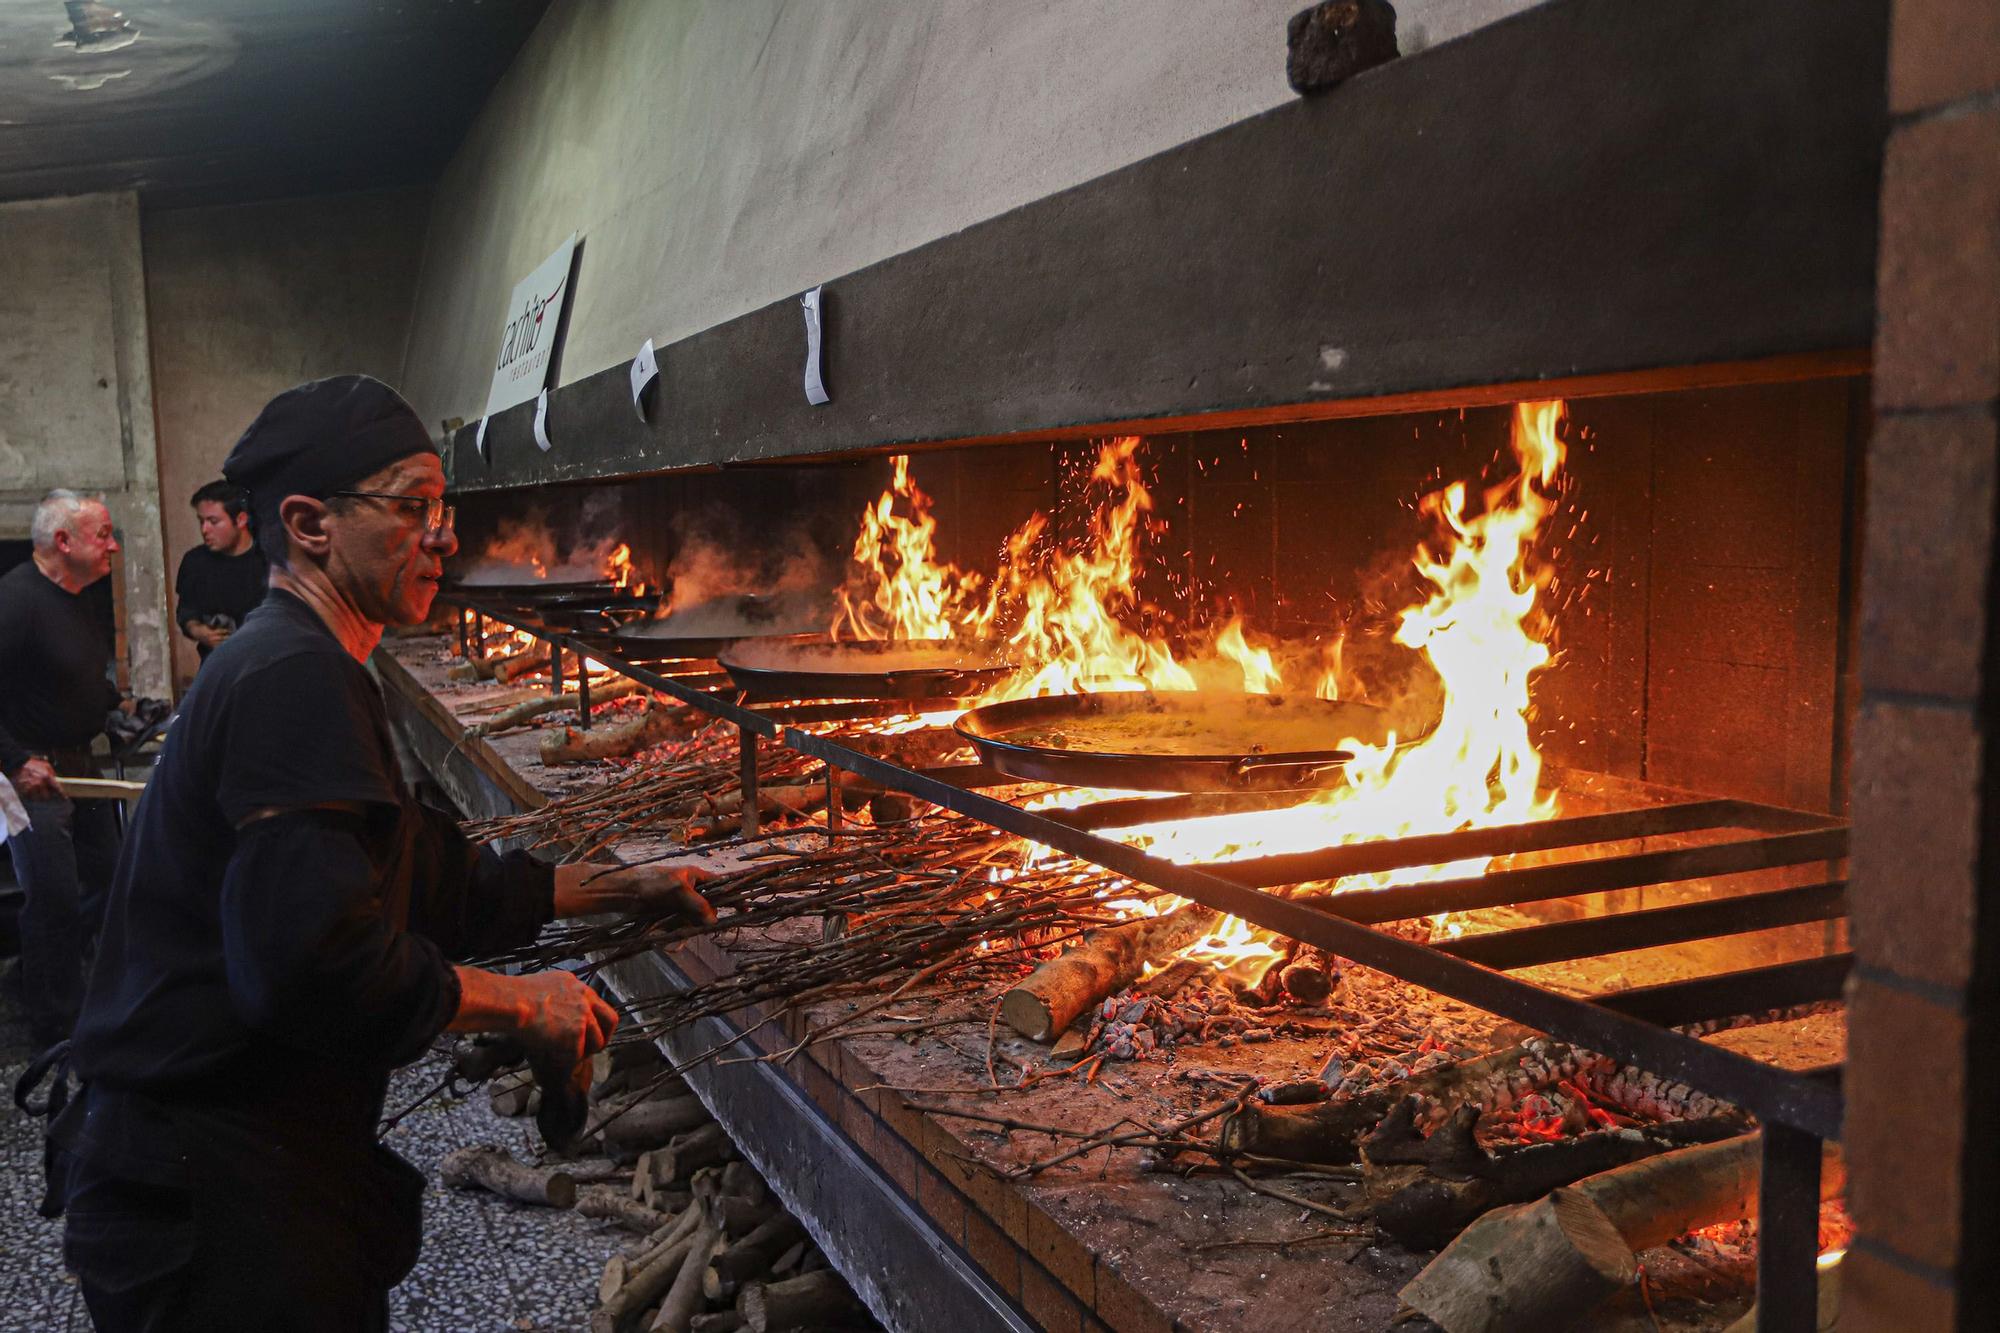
top-left (50, 376), bottom-right (713, 1331)
top-left (173, 479), bottom-right (267, 659)
top-left (0, 489), bottom-right (124, 1049)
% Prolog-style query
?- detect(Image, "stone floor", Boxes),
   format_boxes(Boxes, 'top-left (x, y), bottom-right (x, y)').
top-left (0, 964), bottom-right (627, 1333)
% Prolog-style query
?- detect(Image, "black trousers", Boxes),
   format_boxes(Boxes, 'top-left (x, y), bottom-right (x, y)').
top-left (8, 795), bottom-right (121, 1048)
top-left (56, 1090), bottom-right (421, 1333)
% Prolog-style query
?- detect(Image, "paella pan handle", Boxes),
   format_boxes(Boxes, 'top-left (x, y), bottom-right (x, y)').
top-left (1228, 753), bottom-right (1353, 784)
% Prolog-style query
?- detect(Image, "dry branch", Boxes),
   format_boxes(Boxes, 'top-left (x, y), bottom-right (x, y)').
top-left (440, 1145), bottom-right (576, 1209)
top-left (542, 701), bottom-right (692, 764)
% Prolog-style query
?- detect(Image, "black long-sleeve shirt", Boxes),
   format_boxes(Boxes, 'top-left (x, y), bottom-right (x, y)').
top-left (70, 592), bottom-right (553, 1146)
top-left (173, 544), bottom-right (268, 657)
top-left (0, 560), bottom-right (118, 774)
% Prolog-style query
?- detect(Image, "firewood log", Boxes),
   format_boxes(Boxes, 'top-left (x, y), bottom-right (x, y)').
top-left (1362, 1099), bottom-right (1750, 1248)
top-left (494, 647), bottom-right (554, 684)
top-left (650, 1215), bottom-right (724, 1332)
top-left (470, 679), bottom-right (644, 736)
top-left (689, 1314), bottom-right (743, 1333)
top-left (711, 1195), bottom-right (778, 1239)
top-left (719, 1161), bottom-right (767, 1207)
top-left (631, 1151), bottom-right (697, 1213)
top-left (1400, 1134), bottom-right (1847, 1333)
top-left (440, 1145), bottom-right (577, 1209)
top-left (658, 1121), bottom-right (734, 1183)
top-left (1000, 905), bottom-right (1221, 1041)
top-left (705, 1213), bottom-right (809, 1301)
top-left (565, 1160), bottom-right (635, 1186)
top-left (1722, 1260), bottom-right (1841, 1333)
top-left (1219, 1041), bottom-right (1594, 1165)
top-left (771, 1240), bottom-right (807, 1276)
top-left (578, 1186), bottom-right (676, 1234)
top-left (594, 1208), bottom-right (704, 1333)
top-left (541, 701), bottom-right (690, 764)
top-left (1279, 943), bottom-right (1339, 1003)
top-left (737, 1270), bottom-right (863, 1332)
top-left (602, 1095), bottom-right (715, 1156)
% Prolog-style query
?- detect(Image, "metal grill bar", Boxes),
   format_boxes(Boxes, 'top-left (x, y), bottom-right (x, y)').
top-left (1593, 954), bottom-right (1853, 1027)
top-left (1313, 828), bottom-right (1848, 922)
top-left (1436, 881), bottom-right (1848, 969)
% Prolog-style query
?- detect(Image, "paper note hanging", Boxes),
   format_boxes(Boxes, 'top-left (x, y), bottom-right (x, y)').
top-left (474, 416), bottom-right (490, 461)
top-left (533, 390), bottom-right (553, 452)
top-left (630, 339), bottom-right (660, 422)
top-left (801, 286), bottom-right (830, 406)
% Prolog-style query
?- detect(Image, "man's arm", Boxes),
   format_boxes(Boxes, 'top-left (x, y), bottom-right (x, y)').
top-left (223, 805), bottom-right (617, 1066)
top-left (0, 587), bottom-right (51, 795)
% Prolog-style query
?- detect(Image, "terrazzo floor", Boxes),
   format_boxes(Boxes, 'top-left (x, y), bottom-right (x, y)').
top-left (0, 964), bottom-right (627, 1332)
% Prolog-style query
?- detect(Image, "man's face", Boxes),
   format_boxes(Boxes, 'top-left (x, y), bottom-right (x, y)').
top-left (56, 502), bottom-right (119, 586)
top-left (196, 501), bottom-right (246, 552)
top-left (324, 454), bottom-right (456, 626)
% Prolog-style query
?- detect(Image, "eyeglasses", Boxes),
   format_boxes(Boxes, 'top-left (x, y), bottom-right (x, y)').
top-left (329, 491), bottom-right (456, 535)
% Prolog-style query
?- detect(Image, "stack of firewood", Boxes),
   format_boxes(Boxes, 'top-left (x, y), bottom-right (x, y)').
top-left (442, 1037), bottom-right (876, 1332)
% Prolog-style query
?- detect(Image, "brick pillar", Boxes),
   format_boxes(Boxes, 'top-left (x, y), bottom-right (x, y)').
top-left (1845, 3), bottom-right (2000, 1328)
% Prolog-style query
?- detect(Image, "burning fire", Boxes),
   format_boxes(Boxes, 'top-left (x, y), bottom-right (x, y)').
top-left (1107, 401), bottom-right (1568, 945)
top-left (833, 402), bottom-right (1572, 959)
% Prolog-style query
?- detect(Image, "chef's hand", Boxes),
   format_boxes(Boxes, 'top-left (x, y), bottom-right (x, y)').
top-left (449, 966), bottom-right (619, 1062)
top-left (553, 862), bottom-right (717, 924)
top-left (8, 757), bottom-right (61, 801)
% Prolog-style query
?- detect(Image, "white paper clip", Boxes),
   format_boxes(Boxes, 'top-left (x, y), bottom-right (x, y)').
top-left (801, 286), bottom-right (830, 406)
top-left (630, 339), bottom-right (660, 422)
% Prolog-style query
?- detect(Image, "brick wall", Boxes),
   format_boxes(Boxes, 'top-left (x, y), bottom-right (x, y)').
top-left (1844, 3), bottom-right (2000, 1326)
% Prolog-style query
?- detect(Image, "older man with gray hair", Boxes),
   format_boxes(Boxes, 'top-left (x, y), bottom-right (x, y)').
top-left (0, 489), bottom-right (124, 1051)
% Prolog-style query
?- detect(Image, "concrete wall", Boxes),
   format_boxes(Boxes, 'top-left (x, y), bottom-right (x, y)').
top-left (145, 186), bottom-right (431, 689)
top-left (399, 0), bottom-right (1542, 430)
top-left (0, 192), bottom-right (172, 698)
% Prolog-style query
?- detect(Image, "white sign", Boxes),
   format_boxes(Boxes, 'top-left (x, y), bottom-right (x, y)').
top-left (801, 286), bottom-right (829, 406)
top-left (630, 339), bottom-right (659, 421)
top-left (485, 234), bottom-right (580, 420)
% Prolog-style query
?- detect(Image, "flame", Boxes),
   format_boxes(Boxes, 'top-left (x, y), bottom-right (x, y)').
top-left (837, 404), bottom-right (1571, 966)
top-left (833, 456), bottom-right (983, 641)
top-left (1106, 401), bottom-right (1568, 946)
top-left (605, 543), bottom-right (636, 588)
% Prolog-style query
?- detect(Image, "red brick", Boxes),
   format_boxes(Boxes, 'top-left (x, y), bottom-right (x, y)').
top-left (1026, 1204), bottom-right (1095, 1305)
top-left (914, 1162), bottom-right (968, 1246)
top-left (876, 1089), bottom-right (928, 1149)
top-left (1094, 1260), bottom-right (1174, 1333)
top-left (955, 1159), bottom-right (1031, 1247)
top-left (1841, 1245), bottom-right (1959, 1332)
top-left (1849, 702), bottom-right (1984, 988)
top-left (1021, 1259), bottom-right (1085, 1333)
top-left (1875, 108), bottom-right (2000, 409)
top-left (802, 1060), bottom-right (844, 1121)
top-left (872, 1121), bottom-right (919, 1199)
top-left (1860, 409), bottom-right (1998, 699)
top-left (964, 1209), bottom-right (1021, 1300)
top-left (1890, 0), bottom-right (2000, 113)
top-left (1844, 975), bottom-right (1968, 1272)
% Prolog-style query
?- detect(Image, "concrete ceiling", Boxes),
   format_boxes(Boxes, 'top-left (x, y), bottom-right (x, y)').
top-left (0, 0), bottom-right (549, 207)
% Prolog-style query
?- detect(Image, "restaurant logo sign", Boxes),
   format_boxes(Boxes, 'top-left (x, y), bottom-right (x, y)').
top-left (485, 234), bottom-right (579, 420)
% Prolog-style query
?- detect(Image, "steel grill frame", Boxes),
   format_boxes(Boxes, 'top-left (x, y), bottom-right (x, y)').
top-left (449, 594), bottom-right (1847, 1329)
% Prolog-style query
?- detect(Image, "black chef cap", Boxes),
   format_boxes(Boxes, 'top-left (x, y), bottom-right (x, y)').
top-left (223, 375), bottom-right (438, 561)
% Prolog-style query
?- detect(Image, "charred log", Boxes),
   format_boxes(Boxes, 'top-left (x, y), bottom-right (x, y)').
top-left (1000, 905), bottom-right (1220, 1041)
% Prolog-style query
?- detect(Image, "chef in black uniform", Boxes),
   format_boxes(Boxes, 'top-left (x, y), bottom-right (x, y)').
top-left (49, 376), bottom-right (712, 1331)
top-left (0, 489), bottom-right (124, 1050)
top-left (173, 480), bottom-right (267, 660)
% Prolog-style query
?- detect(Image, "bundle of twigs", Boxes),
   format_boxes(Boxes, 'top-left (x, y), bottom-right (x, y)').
top-left (478, 814), bottom-right (1146, 1044)
top-left (465, 721), bottom-right (820, 857)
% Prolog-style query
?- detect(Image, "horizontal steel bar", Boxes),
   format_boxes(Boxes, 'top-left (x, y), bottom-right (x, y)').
top-left (1203, 800), bottom-right (1806, 889)
top-left (1436, 881), bottom-right (1848, 969)
top-left (752, 698), bottom-right (968, 725)
top-left (1594, 954), bottom-right (1853, 1027)
top-left (783, 727), bottom-right (1845, 1140)
top-left (1314, 827), bottom-right (1850, 923)
top-left (1042, 789), bottom-right (1344, 831)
